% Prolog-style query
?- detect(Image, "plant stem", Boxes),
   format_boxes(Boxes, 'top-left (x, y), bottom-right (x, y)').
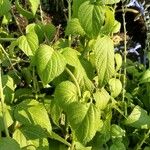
top-left (136, 129), bottom-right (150, 150)
top-left (0, 38), bottom-right (16, 41)
top-left (67, 0), bottom-right (72, 47)
top-left (122, 6), bottom-right (127, 116)
top-left (70, 140), bottom-right (75, 150)
top-left (65, 68), bottom-right (81, 98)
top-left (0, 44), bottom-right (20, 79)
top-left (0, 67), bottom-right (10, 137)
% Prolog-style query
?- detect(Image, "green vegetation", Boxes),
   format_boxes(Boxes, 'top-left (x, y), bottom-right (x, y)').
top-left (0, 0), bottom-right (150, 149)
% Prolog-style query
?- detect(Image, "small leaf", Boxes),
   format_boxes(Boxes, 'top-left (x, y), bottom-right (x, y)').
top-left (36, 44), bottom-right (66, 85)
top-left (54, 81), bottom-right (78, 110)
top-left (67, 102), bottom-right (101, 144)
top-left (109, 78), bottom-right (122, 98)
top-left (18, 32), bottom-right (39, 57)
top-left (115, 53), bottom-right (122, 71)
top-left (111, 124), bottom-right (125, 138)
top-left (124, 106), bottom-right (150, 129)
top-left (0, 0), bottom-right (11, 16)
top-left (93, 88), bottom-right (110, 110)
top-left (14, 99), bottom-right (52, 133)
top-left (140, 69), bottom-right (150, 84)
top-left (78, 1), bottom-right (105, 38)
top-left (15, 0), bottom-right (34, 19)
top-left (65, 18), bottom-right (85, 36)
top-left (94, 36), bottom-right (115, 86)
top-left (2, 75), bottom-right (15, 104)
top-left (28, 0), bottom-right (40, 15)
top-left (0, 104), bottom-right (13, 131)
top-left (0, 138), bottom-right (21, 150)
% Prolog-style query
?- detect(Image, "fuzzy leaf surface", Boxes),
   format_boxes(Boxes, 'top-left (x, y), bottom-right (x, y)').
top-left (36, 44), bottom-right (66, 85)
top-left (94, 36), bottom-right (115, 86)
top-left (67, 102), bottom-right (101, 144)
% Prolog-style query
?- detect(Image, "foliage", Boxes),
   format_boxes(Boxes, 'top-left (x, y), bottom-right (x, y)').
top-left (0, 0), bottom-right (150, 149)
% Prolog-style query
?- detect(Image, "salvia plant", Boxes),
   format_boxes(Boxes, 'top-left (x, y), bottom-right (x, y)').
top-left (0, 0), bottom-right (150, 149)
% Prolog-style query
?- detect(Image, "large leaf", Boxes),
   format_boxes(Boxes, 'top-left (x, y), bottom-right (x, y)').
top-left (94, 36), bottom-right (115, 86)
top-left (67, 102), bottom-right (101, 144)
top-left (0, 0), bottom-right (11, 16)
top-left (36, 44), bottom-right (66, 85)
top-left (124, 106), bottom-right (150, 129)
top-left (13, 127), bottom-right (49, 150)
top-left (62, 48), bottom-right (94, 91)
top-left (54, 81), bottom-right (78, 110)
top-left (14, 99), bottom-right (52, 133)
top-left (0, 138), bottom-right (21, 150)
top-left (18, 32), bottom-right (39, 57)
top-left (72, 0), bottom-right (87, 18)
top-left (140, 69), bottom-right (150, 84)
top-left (29, 0), bottom-right (40, 15)
top-left (78, 1), bottom-right (105, 38)
top-left (65, 18), bottom-right (85, 36)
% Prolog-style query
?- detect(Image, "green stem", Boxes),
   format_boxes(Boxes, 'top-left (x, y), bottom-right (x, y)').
top-left (65, 68), bottom-right (81, 98)
top-left (0, 38), bottom-right (16, 41)
top-left (136, 129), bottom-right (150, 150)
top-left (0, 67), bottom-right (10, 137)
top-left (67, 0), bottom-right (72, 47)
top-left (0, 44), bottom-right (20, 79)
top-left (122, 6), bottom-right (127, 116)
top-left (70, 140), bottom-right (75, 150)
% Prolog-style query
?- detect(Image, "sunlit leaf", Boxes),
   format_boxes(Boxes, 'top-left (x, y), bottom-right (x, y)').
top-left (28, 0), bottom-right (40, 15)
top-left (14, 99), bottom-right (52, 133)
top-left (78, 1), bottom-right (105, 38)
top-left (67, 102), bottom-right (101, 144)
top-left (94, 36), bottom-right (115, 86)
top-left (124, 106), bottom-right (150, 129)
top-left (36, 44), bottom-right (66, 85)
top-left (18, 32), bottom-right (39, 57)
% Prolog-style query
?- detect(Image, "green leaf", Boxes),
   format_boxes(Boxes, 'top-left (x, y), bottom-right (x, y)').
top-left (72, 0), bottom-right (87, 18)
top-left (43, 24), bottom-right (56, 41)
top-left (102, 0), bottom-right (120, 4)
top-left (36, 44), bottom-right (66, 85)
top-left (2, 75), bottom-right (15, 104)
top-left (54, 81), bottom-right (78, 110)
top-left (13, 128), bottom-right (49, 150)
top-left (93, 88), bottom-right (110, 110)
top-left (0, 138), bottom-right (21, 150)
top-left (124, 106), bottom-right (150, 129)
top-left (115, 53), bottom-right (122, 71)
top-left (18, 32), bottom-right (39, 57)
top-left (67, 102), bottom-right (101, 144)
top-left (109, 78), bottom-right (122, 98)
top-left (62, 48), bottom-right (94, 91)
top-left (111, 124), bottom-right (125, 138)
top-left (74, 142), bottom-right (92, 150)
top-left (28, 0), bottom-right (40, 15)
top-left (0, 104), bottom-right (13, 131)
top-left (110, 139), bottom-right (126, 150)
top-left (78, 1), bottom-right (105, 38)
top-left (65, 18), bottom-right (85, 36)
top-left (94, 36), bottom-right (115, 86)
top-left (101, 7), bottom-right (115, 35)
top-left (0, 0), bottom-right (11, 16)
top-left (14, 99), bottom-right (52, 133)
top-left (15, 0), bottom-right (34, 19)
top-left (140, 69), bottom-right (150, 84)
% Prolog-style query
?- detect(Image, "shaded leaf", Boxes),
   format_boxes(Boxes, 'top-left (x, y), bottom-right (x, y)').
top-left (0, 0), bottom-right (11, 16)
